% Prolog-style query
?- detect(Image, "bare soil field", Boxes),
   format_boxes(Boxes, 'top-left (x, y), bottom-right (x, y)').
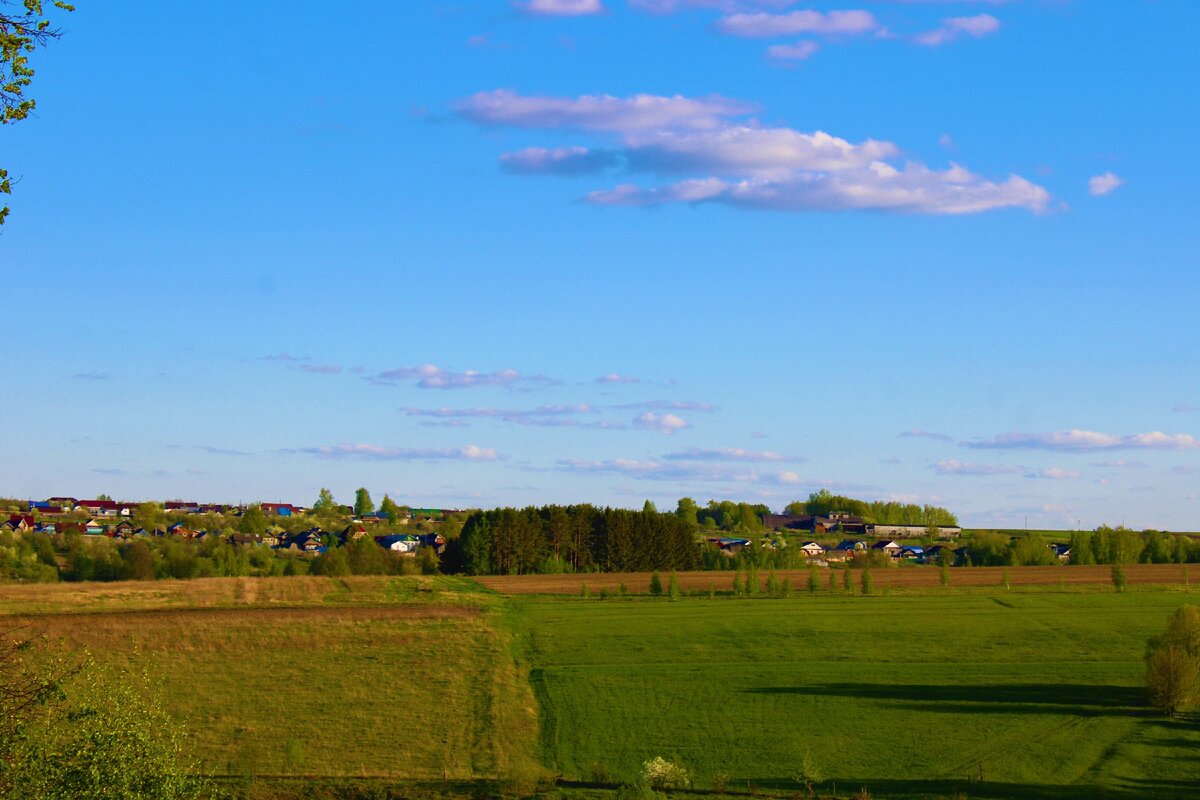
top-left (476, 563), bottom-right (1196, 594)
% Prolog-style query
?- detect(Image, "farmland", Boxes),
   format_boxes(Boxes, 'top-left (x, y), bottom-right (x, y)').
top-left (2, 574), bottom-right (1199, 798)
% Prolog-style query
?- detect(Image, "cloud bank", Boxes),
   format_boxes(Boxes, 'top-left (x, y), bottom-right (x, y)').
top-left (462, 90), bottom-right (1049, 215)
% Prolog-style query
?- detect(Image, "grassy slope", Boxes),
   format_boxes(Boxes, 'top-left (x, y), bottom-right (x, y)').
top-left (521, 591), bottom-right (1200, 799)
top-left (1, 576), bottom-right (540, 783)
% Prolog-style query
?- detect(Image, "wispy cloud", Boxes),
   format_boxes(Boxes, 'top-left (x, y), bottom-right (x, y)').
top-left (260, 353), bottom-right (311, 362)
top-left (458, 89), bottom-right (755, 132)
top-left (92, 467), bottom-right (127, 475)
top-left (1028, 467), bottom-right (1081, 480)
top-left (632, 411), bottom-right (691, 435)
top-left (898, 428), bottom-right (953, 442)
top-left (514, 0), bottom-right (604, 15)
top-left (913, 13), bottom-right (1000, 46)
top-left (467, 89), bottom-right (1047, 215)
top-left (767, 40), bottom-right (820, 63)
top-left (614, 399), bottom-right (717, 412)
top-left (662, 447), bottom-right (799, 462)
top-left (297, 444), bottom-right (500, 461)
top-left (1173, 403), bottom-right (1197, 413)
top-left (375, 364), bottom-right (555, 390)
top-left (933, 460), bottom-right (1024, 476)
top-left (501, 146), bottom-right (621, 175)
top-left (298, 364), bottom-right (342, 374)
top-left (1092, 460), bottom-right (1147, 469)
top-left (73, 372), bottom-right (111, 381)
top-left (964, 430), bottom-right (1200, 452)
top-left (403, 404), bottom-right (622, 429)
top-left (203, 446), bottom-right (252, 457)
top-left (594, 372), bottom-right (643, 384)
top-left (715, 9), bottom-right (879, 38)
top-left (1088, 172), bottom-right (1123, 197)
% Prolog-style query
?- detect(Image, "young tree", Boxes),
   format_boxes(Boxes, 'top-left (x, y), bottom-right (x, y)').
top-left (312, 488), bottom-right (336, 513)
top-left (675, 497), bottom-right (699, 526)
top-left (379, 494), bottom-right (402, 523)
top-left (859, 568), bottom-right (872, 596)
top-left (1111, 563), bottom-right (1127, 593)
top-left (649, 571), bottom-right (663, 597)
top-left (668, 572), bottom-right (682, 601)
top-left (940, 559), bottom-right (950, 588)
top-left (842, 569), bottom-right (852, 594)
top-left (807, 567), bottom-right (819, 594)
top-left (353, 487), bottom-right (374, 517)
top-left (1146, 606), bottom-right (1200, 715)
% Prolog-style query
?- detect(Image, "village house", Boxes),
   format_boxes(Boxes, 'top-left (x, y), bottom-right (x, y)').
top-left (871, 540), bottom-right (903, 559)
top-left (799, 541), bottom-right (828, 559)
top-left (707, 536), bottom-right (751, 555)
top-left (376, 534), bottom-right (419, 554)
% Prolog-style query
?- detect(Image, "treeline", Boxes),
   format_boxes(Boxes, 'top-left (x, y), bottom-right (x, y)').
top-left (454, 505), bottom-right (699, 575)
top-left (0, 529), bottom-right (440, 584)
top-left (784, 490), bottom-right (958, 526)
top-left (961, 527), bottom-right (1200, 567)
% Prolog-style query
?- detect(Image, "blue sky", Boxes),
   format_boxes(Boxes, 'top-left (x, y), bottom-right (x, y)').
top-left (3, 1), bottom-right (1199, 528)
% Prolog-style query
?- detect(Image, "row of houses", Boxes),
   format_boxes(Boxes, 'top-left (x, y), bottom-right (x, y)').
top-left (17, 497), bottom-right (459, 523)
top-left (760, 512), bottom-right (962, 540)
top-left (4, 514), bottom-right (447, 555)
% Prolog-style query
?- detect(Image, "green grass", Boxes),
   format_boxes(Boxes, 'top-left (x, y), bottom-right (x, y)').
top-left (520, 591), bottom-right (1200, 799)
top-left (6, 577), bottom-right (1200, 799)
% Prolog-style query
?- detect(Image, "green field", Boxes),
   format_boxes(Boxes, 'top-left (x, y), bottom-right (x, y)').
top-left (3, 577), bottom-right (1199, 798)
top-left (522, 592), bottom-right (1200, 798)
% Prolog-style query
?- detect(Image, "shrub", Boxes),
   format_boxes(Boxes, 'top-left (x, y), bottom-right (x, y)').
top-left (580, 583), bottom-right (591, 599)
top-left (808, 567), bottom-right (820, 594)
top-left (1145, 605), bottom-right (1200, 715)
top-left (1146, 644), bottom-right (1198, 715)
top-left (843, 569), bottom-right (852, 593)
top-left (860, 568), bottom-right (873, 596)
top-left (649, 572), bottom-right (663, 597)
top-left (668, 572), bottom-right (682, 601)
top-left (1112, 563), bottom-right (1127, 593)
top-left (641, 756), bottom-right (692, 790)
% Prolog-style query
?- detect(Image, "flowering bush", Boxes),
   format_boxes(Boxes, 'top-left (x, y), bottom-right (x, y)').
top-left (641, 756), bottom-right (692, 789)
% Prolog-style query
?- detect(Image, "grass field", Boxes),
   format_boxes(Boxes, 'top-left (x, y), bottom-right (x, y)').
top-left (3, 574), bottom-right (1200, 799)
top-left (1, 576), bottom-right (540, 784)
top-left (521, 591), bottom-right (1200, 799)
top-left (477, 563), bottom-right (1196, 595)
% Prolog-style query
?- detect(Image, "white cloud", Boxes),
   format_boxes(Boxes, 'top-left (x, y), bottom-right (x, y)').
top-left (594, 373), bottom-right (642, 384)
top-left (1028, 467), bottom-right (1081, 480)
top-left (633, 411), bottom-right (690, 434)
top-left (299, 444), bottom-right (499, 461)
top-left (1092, 460), bottom-right (1147, 469)
top-left (914, 13), bottom-right (1000, 46)
top-left (716, 9), bottom-right (879, 38)
top-left (662, 447), bottom-right (796, 462)
top-left (588, 162), bottom-right (1049, 215)
top-left (457, 89), bottom-right (755, 132)
top-left (466, 90), bottom-right (1049, 216)
top-left (1088, 172), bottom-right (1123, 197)
top-left (965, 430), bottom-right (1200, 452)
top-left (767, 40), bottom-right (820, 62)
top-left (515, 0), bottom-right (604, 15)
top-left (375, 363), bottom-right (554, 390)
top-left (933, 460), bottom-right (1024, 476)
top-left (500, 146), bottom-right (619, 175)
top-left (624, 126), bottom-right (898, 175)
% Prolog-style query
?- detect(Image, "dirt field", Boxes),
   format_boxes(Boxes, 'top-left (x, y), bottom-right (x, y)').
top-left (476, 563), bottom-right (1197, 594)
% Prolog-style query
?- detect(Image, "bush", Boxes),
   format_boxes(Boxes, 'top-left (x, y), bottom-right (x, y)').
top-left (1112, 563), bottom-right (1127, 593)
top-left (649, 571), bottom-right (663, 597)
top-left (1145, 605), bottom-right (1200, 715)
top-left (668, 572), bottom-right (682, 601)
top-left (1146, 644), bottom-right (1198, 715)
top-left (641, 756), bottom-right (692, 790)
